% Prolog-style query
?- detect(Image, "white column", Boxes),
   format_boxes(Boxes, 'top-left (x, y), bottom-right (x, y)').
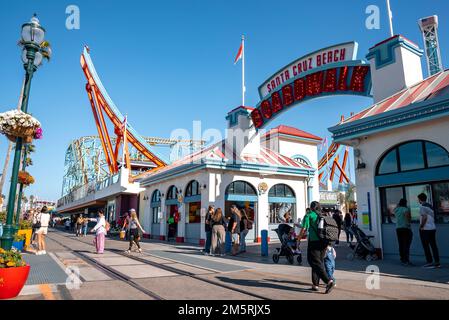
top-left (177, 202), bottom-right (186, 241)
top-left (258, 192), bottom-right (269, 241)
top-left (160, 198), bottom-right (166, 240)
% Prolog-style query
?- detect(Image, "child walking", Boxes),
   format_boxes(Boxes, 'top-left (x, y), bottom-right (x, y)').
top-left (324, 243), bottom-right (337, 285)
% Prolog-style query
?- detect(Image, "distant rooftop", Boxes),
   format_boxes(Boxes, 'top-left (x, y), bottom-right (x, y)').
top-left (262, 125), bottom-right (322, 141)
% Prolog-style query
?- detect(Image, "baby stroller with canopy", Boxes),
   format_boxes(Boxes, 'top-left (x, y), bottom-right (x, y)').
top-left (346, 224), bottom-right (378, 261)
top-left (272, 223), bottom-right (302, 265)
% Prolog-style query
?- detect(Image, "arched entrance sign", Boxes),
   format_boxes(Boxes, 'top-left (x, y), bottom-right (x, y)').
top-left (251, 42), bottom-right (373, 129)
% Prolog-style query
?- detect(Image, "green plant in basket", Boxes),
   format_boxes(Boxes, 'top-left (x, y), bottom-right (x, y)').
top-left (0, 247), bottom-right (27, 268)
top-left (0, 211), bottom-right (6, 224)
top-left (13, 234), bottom-right (26, 242)
top-left (19, 219), bottom-right (32, 230)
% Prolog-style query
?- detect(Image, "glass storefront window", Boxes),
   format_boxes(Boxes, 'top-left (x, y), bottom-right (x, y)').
top-left (152, 207), bottom-right (161, 224)
top-left (399, 142), bottom-right (425, 171)
top-left (188, 202), bottom-right (201, 223)
top-left (405, 184), bottom-right (431, 222)
top-left (382, 187), bottom-right (403, 224)
top-left (433, 182), bottom-right (449, 224)
top-left (269, 203), bottom-right (295, 224)
top-left (381, 182), bottom-right (449, 224)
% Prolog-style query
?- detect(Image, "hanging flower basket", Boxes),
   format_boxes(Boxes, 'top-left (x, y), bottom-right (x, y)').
top-left (17, 171), bottom-right (35, 186)
top-left (0, 248), bottom-right (30, 300)
top-left (0, 110), bottom-right (41, 143)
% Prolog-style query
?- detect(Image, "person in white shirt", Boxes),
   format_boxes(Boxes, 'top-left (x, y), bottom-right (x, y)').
top-left (35, 206), bottom-right (51, 255)
top-left (418, 193), bottom-right (440, 268)
top-left (91, 210), bottom-right (107, 254)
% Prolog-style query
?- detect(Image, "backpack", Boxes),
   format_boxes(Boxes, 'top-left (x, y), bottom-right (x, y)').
top-left (316, 214), bottom-right (340, 242)
top-left (105, 221), bottom-right (111, 232)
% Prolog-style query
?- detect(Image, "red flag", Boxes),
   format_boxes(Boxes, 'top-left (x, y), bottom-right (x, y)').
top-left (234, 41), bottom-right (243, 64)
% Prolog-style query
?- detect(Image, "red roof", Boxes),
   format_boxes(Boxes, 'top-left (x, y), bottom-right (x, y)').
top-left (138, 139), bottom-right (312, 181)
top-left (263, 125), bottom-right (322, 141)
top-left (341, 70), bottom-right (449, 125)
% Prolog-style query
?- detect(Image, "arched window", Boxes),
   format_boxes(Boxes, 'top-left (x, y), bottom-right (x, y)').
top-left (377, 140), bottom-right (449, 175)
top-left (151, 190), bottom-right (162, 224)
top-left (377, 141), bottom-right (449, 225)
top-left (151, 190), bottom-right (161, 203)
top-left (291, 155), bottom-right (312, 167)
top-left (268, 184), bottom-right (296, 224)
top-left (268, 184), bottom-right (295, 198)
top-left (226, 181), bottom-right (257, 196)
top-left (166, 185), bottom-right (178, 200)
top-left (185, 180), bottom-right (201, 223)
top-left (185, 180), bottom-right (200, 197)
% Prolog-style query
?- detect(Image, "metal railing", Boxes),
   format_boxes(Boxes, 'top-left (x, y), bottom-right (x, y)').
top-left (57, 173), bottom-right (120, 208)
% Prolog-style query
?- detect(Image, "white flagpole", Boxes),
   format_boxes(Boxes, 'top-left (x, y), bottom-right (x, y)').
top-left (242, 35), bottom-right (246, 106)
top-left (122, 115), bottom-right (127, 168)
top-left (386, 0), bottom-right (394, 37)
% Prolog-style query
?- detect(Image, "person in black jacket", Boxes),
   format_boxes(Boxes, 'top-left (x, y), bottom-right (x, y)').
top-left (203, 205), bottom-right (214, 255)
top-left (332, 209), bottom-right (343, 245)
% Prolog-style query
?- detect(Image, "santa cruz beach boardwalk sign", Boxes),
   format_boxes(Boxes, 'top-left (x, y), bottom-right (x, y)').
top-left (252, 42), bottom-right (372, 129)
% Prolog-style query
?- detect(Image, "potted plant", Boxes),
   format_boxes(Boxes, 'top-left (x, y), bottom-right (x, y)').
top-left (17, 171), bottom-right (35, 187)
top-left (0, 247), bottom-right (30, 299)
top-left (0, 110), bottom-right (41, 144)
top-left (12, 234), bottom-right (26, 252)
top-left (18, 220), bottom-right (33, 250)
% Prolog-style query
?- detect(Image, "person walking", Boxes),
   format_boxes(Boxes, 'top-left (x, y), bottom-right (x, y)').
top-left (393, 199), bottom-right (413, 265)
top-left (239, 209), bottom-right (251, 253)
top-left (332, 210), bottom-right (343, 245)
top-left (324, 243), bottom-right (337, 285)
top-left (75, 215), bottom-right (83, 237)
top-left (35, 207), bottom-right (51, 255)
top-left (91, 210), bottom-right (107, 254)
top-left (203, 205), bottom-right (214, 255)
top-left (343, 212), bottom-right (354, 244)
top-left (229, 205), bottom-right (242, 256)
top-left (210, 208), bottom-right (227, 256)
top-left (125, 209), bottom-right (146, 253)
top-left (82, 216), bottom-right (89, 237)
top-left (298, 201), bottom-right (335, 294)
top-left (418, 193), bottom-right (440, 268)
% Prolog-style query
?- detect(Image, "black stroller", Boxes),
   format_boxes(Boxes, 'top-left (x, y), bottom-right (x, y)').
top-left (272, 224), bottom-right (302, 265)
top-left (346, 224), bottom-right (378, 261)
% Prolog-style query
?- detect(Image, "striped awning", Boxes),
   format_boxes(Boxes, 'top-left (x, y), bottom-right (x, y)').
top-left (341, 70), bottom-right (449, 124)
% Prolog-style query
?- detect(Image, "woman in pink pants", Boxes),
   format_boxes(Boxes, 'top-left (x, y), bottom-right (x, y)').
top-left (91, 210), bottom-right (106, 254)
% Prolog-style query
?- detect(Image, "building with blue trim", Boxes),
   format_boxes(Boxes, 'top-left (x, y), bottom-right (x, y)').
top-left (329, 35), bottom-right (449, 261)
top-left (139, 107), bottom-right (322, 245)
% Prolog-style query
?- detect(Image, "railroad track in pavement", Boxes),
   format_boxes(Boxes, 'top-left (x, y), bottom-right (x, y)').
top-left (47, 230), bottom-right (271, 300)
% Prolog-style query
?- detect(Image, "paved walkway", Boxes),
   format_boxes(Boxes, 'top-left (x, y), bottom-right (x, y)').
top-left (12, 228), bottom-right (449, 300)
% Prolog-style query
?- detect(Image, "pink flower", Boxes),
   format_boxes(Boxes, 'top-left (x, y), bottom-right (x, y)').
top-left (34, 127), bottom-right (43, 139)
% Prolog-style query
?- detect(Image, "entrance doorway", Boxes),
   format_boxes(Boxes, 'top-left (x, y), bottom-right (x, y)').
top-left (225, 181), bottom-right (258, 241)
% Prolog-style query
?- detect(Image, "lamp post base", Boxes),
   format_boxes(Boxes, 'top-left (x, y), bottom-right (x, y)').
top-left (0, 224), bottom-right (14, 250)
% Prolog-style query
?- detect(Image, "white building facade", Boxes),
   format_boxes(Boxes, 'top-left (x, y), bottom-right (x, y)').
top-left (329, 35), bottom-right (449, 261)
top-left (138, 107), bottom-right (322, 244)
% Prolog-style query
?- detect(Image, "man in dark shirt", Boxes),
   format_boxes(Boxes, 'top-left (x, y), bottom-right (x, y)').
top-left (229, 205), bottom-right (241, 255)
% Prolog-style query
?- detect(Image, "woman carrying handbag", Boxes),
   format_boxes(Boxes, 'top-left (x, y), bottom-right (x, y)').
top-left (125, 209), bottom-right (146, 253)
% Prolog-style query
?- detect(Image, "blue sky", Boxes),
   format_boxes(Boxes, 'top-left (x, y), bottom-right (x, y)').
top-left (0, 0), bottom-right (448, 201)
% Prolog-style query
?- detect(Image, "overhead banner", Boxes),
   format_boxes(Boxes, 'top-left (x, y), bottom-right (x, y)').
top-left (251, 42), bottom-right (372, 130)
top-left (258, 42), bottom-right (358, 99)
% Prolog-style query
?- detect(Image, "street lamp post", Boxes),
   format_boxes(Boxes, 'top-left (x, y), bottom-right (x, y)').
top-left (15, 146), bottom-right (29, 226)
top-left (0, 15), bottom-right (48, 250)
